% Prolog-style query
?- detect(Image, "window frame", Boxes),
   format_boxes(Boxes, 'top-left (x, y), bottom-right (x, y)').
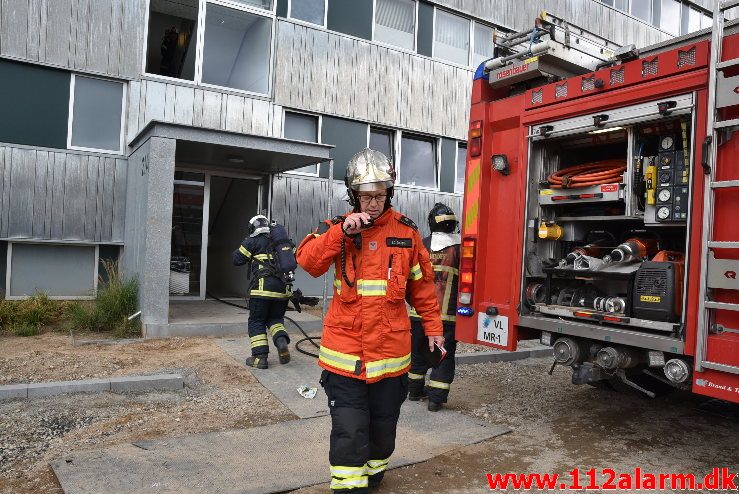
top-left (67, 74), bottom-right (127, 155)
top-left (5, 241), bottom-right (100, 300)
top-left (371, 0), bottom-right (418, 52)
top-left (283, 109), bottom-right (322, 176)
top-left (396, 130), bottom-right (440, 191)
top-left (454, 141), bottom-right (467, 195)
top-left (142, 0), bottom-right (277, 98)
top-left (431, 6), bottom-right (472, 68)
top-left (288, 0), bottom-right (328, 27)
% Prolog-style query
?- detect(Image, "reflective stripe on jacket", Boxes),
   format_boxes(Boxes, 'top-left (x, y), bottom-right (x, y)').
top-left (409, 236), bottom-right (460, 323)
top-left (296, 208), bottom-right (443, 383)
top-left (233, 234), bottom-right (291, 299)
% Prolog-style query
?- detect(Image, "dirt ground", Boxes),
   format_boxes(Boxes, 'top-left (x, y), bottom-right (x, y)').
top-left (0, 334), bottom-right (295, 493)
top-left (2, 334), bottom-right (738, 494)
top-left (295, 358), bottom-right (739, 493)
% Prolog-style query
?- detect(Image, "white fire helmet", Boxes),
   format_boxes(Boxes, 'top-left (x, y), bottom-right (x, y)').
top-left (248, 215), bottom-right (270, 237)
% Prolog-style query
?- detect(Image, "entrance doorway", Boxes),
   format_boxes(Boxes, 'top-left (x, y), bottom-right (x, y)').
top-left (170, 170), bottom-right (262, 300)
top-left (206, 176), bottom-right (259, 298)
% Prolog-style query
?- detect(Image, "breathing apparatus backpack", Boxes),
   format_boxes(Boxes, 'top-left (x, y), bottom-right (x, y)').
top-left (268, 222), bottom-right (298, 284)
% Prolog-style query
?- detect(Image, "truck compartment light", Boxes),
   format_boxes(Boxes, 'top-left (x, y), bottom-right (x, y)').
top-left (492, 154), bottom-right (510, 175)
top-left (648, 351), bottom-right (666, 367)
top-left (588, 126), bottom-right (624, 135)
top-left (540, 331), bottom-right (552, 346)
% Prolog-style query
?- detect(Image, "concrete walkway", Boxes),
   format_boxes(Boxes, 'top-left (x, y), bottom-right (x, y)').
top-left (52, 402), bottom-right (509, 494)
top-left (51, 335), bottom-right (515, 493)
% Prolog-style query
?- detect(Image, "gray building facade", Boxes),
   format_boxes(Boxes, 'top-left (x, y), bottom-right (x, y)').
top-left (0, 0), bottom-right (717, 335)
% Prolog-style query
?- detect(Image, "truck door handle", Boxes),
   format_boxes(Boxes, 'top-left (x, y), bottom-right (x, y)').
top-left (701, 136), bottom-right (712, 175)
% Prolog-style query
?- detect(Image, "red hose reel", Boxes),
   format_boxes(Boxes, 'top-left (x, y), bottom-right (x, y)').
top-left (547, 160), bottom-right (626, 188)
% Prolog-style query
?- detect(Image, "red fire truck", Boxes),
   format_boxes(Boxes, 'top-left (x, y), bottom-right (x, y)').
top-left (456, 5), bottom-right (739, 402)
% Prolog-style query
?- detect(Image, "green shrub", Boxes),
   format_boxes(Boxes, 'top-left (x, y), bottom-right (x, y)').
top-left (0, 294), bottom-right (69, 333)
top-left (68, 260), bottom-right (140, 337)
top-left (13, 324), bottom-right (40, 337)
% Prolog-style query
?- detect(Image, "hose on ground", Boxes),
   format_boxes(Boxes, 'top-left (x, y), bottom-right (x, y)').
top-left (207, 292), bottom-right (320, 358)
top-left (547, 160), bottom-right (626, 188)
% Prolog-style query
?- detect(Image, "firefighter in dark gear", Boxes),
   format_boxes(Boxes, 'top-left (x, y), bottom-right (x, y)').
top-left (408, 203), bottom-right (460, 412)
top-left (233, 215), bottom-right (291, 369)
top-left (296, 149), bottom-right (444, 493)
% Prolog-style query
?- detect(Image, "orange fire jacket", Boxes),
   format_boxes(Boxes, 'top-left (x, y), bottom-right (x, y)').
top-left (296, 208), bottom-right (443, 383)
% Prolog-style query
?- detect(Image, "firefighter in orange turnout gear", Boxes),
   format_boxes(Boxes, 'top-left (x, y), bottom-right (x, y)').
top-left (408, 203), bottom-right (460, 412)
top-left (296, 148), bottom-right (444, 493)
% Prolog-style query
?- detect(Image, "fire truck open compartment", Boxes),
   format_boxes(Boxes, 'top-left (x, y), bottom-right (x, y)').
top-left (520, 96), bottom-right (696, 338)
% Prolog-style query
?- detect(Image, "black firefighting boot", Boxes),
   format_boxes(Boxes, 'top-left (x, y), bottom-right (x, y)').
top-left (245, 355), bottom-right (268, 369)
top-left (275, 336), bottom-right (291, 364)
top-left (427, 401), bottom-right (443, 412)
top-left (408, 388), bottom-right (427, 401)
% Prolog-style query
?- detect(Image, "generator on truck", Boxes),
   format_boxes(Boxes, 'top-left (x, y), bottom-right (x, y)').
top-left (456, 4), bottom-right (739, 401)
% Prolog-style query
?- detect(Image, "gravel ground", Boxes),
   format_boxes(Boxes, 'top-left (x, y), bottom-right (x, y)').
top-left (295, 358), bottom-right (739, 493)
top-left (0, 334), bottom-right (295, 493)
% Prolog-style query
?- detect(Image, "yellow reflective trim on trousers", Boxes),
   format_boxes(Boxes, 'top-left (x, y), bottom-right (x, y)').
top-left (319, 345), bottom-right (360, 373)
top-left (330, 477), bottom-right (368, 489)
top-left (441, 314), bottom-right (456, 322)
top-left (365, 353), bottom-right (411, 379)
top-left (428, 379), bottom-right (450, 390)
top-left (250, 334), bottom-right (268, 342)
top-left (408, 372), bottom-right (425, 380)
top-left (268, 323), bottom-right (285, 336)
top-left (239, 246), bottom-right (252, 258)
top-left (409, 263), bottom-right (423, 281)
top-left (330, 465), bottom-right (366, 476)
top-left (366, 458), bottom-right (389, 475)
top-left (254, 254), bottom-right (273, 261)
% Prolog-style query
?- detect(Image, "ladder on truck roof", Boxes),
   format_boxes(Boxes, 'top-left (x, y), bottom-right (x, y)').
top-left (696, 0), bottom-right (739, 375)
top-left (485, 11), bottom-right (620, 89)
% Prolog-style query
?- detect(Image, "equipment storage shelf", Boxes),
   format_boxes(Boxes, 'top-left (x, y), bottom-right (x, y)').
top-left (521, 94), bottom-right (696, 336)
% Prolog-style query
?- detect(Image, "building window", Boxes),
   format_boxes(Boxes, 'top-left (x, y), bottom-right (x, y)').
top-left (7, 243), bottom-right (98, 299)
top-left (472, 22), bottom-right (494, 68)
top-left (660, 0), bottom-right (681, 35)
top-left (700, 11), bottom-right (712, 30)
top-left (145, 0), bottom-right (199, 80)
top-left (284, 111), bottom-right (320, 174)
top-left (369, 127), bottom-right (395, 161)
top-left (232, 0), bottom-right (273, 9)
top-left (455, 143), bottom-right (466, 194)
top-left (289, 0), bottom-right (326, 25)
top-left (434, 9), bottom-right (470, 66)
top-left (68, 75), bottom-right (125, 153)
top-left (327, 0), bottom-right (374, 40)
top-left (201, 4), bottom-right (273, 95)
top-left (631, 0), bottom-right (652, 22)
top-left (0, 59), bottom-right (70, 150)
top-left (374, 0), bottom-right (416, 50)
top-left (399, 134), bottom-right (436, 188)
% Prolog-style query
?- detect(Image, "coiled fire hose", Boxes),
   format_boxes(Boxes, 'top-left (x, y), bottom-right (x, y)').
top-left (547, 160), bottom-right (626, 188)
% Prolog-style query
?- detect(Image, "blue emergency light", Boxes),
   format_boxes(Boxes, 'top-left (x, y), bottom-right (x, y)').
top-left (457, 306), bottom-right (474, 317)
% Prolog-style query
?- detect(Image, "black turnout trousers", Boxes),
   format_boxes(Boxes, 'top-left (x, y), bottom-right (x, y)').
top-left (320, 370), bottom-right (408, 492)
top-left (409, 320), bottom-right (457, 403)
top-left (247, 298), bottom-right (289, 356)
